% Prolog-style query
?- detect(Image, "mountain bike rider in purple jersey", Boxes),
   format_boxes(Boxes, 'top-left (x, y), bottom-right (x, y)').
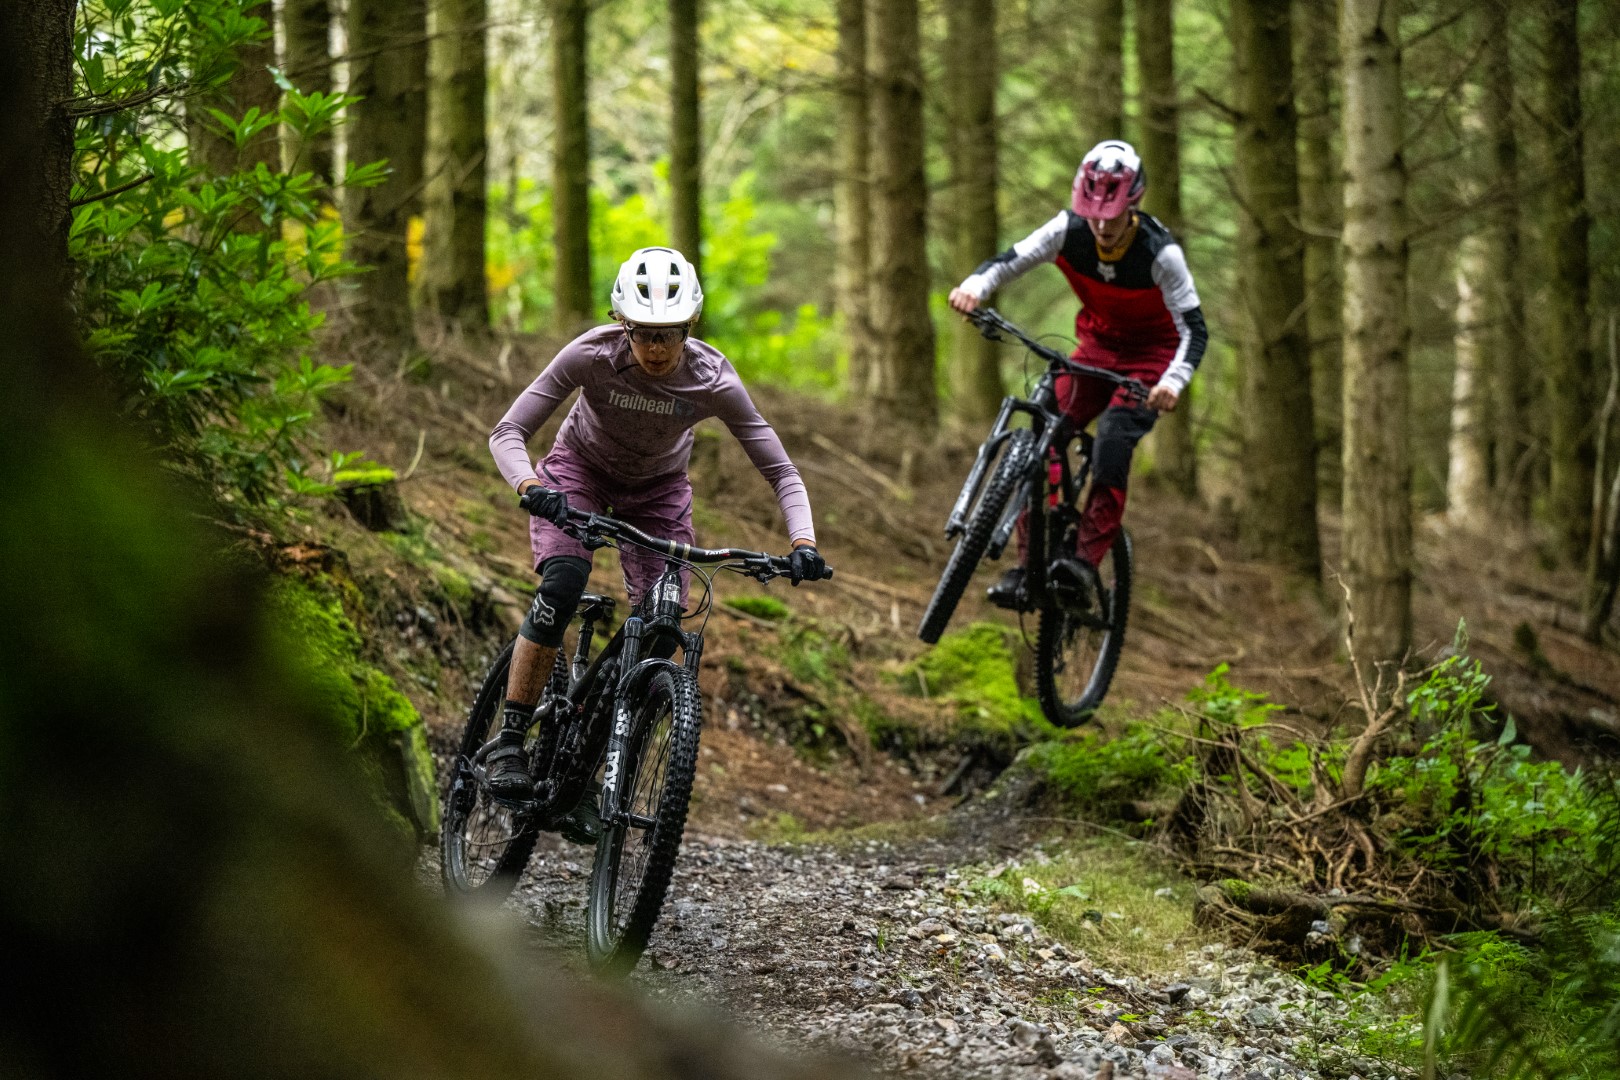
top-left (948, 140), bottom-right (1209, 609)
top-left (484, 247), bottom-right (825, 800)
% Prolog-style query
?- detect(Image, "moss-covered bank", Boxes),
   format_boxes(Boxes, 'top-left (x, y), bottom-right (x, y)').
top-left (268, 575), bottom-right (438, 842)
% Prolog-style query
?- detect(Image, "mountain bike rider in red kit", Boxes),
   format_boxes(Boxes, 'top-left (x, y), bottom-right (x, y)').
top-left (947, 139), bottom-right (1209, 609)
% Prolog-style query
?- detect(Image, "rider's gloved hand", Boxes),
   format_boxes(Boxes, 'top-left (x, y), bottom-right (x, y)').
top-left (788, 543), bottom-right (825, 586)
top-left (519, 484), bottom-right (571, 527)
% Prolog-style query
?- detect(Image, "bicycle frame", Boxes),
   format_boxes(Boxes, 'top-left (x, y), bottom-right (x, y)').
top-left (486, 507), bottom-right (820, 832)
top-left (943, 307), bottom-right (1141, 613)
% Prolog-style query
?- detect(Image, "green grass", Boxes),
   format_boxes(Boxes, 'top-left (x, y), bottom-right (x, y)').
top-left (724, 594), bottom-right (791, 621)
top-left (966, 835), bottom-right (1214, 975)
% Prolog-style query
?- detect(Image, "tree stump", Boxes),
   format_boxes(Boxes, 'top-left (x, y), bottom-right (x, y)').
top-left (336, 469), bottom-right (409, 532)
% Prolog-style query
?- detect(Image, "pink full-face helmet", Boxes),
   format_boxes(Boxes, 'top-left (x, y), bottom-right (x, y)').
top-left (1071, 140), bottom-right (1146, 220)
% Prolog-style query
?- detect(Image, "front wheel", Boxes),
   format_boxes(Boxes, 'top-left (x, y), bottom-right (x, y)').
top-left (918, 429), bottom-right (1036, 644)
top-left (586, 665), bottom-right (702, 972)
top-left (1034, 530), bottom-right (1132, 727)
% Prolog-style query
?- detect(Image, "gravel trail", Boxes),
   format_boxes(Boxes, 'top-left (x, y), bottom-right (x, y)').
top-left (505, 824), bottom-right (1411, 1080)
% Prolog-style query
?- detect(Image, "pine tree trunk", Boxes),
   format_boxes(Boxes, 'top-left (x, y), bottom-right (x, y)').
top-left (1449, 234), bottom-right (1491, 529)
top-left (1447, 82), bottom-right (1492, 531)
top-left (422, 0), bottom-right (489, 329)
top-left (1136, 0), bottom-right (1196, 499)
top-left (1085, 0), bottom-right (1126, 147)
top-left (868, 0), bottom-right (937, 439)
top-left (1584, 317), bottom-right (1620, 640)
top-left (1231, 0), bottom-right (1319, 578)
top-left (670, 0), bottom-right (702, 283)
top-left (347, 0), bottom-right (428, 342)
top-left (551, 0), bottom-right (593, 331)
top-left (1340, 0), bottom-right (1412, 670)
top-left (947, 0), bottom-right (1001, 425)
top-left (835, 0), bottom-right (876, 396)
top-left (1294, 0), bottom-right (1342, 504)
top-left (1535, 0), bottom-right (1593, 561)
top-left (10, 0), bottom-right (74, 292)
top-left (282, 0), bottom-right (335, 184)
top-left (1483, 0), bottom-right (1530, 519)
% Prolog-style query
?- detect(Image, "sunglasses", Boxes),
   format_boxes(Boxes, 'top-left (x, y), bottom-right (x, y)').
top-left (625, 323), bottom-right (690, 347)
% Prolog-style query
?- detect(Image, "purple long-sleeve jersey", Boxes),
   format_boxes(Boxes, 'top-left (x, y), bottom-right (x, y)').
top-left (489, 324), bottom-right (815, 544)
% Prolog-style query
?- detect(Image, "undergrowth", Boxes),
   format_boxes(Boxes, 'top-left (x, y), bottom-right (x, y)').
top-left (1012, 632), bottom-right (1620, 1078)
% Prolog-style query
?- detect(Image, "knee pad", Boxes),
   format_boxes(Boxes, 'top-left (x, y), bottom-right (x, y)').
top-left (519, 556), bottom-right (592, 647)
top-left (1093, 406), bottom-right (1157, 491)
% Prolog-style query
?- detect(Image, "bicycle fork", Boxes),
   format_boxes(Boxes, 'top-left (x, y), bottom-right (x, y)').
top-left (598, 616), bottom-right (646, 829)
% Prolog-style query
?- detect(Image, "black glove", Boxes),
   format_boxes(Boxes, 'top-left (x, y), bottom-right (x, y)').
top-left (518, 484), bottom-right (570, 527)
top-left (787, 544), bottom-right (825, 586)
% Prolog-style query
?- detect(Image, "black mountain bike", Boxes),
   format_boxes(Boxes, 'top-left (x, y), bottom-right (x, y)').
top-left (440, 508), bottom-right (832, 971)
top-left (917, 307), bottom-right (1143, 726)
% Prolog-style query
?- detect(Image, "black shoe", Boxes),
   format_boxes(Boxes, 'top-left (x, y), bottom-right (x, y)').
top-left (558, 781), bottom-right (603, 846)
top-left (986, 566), bottom-right (1027, 610)
top-left (486, 704), bottom-right (537, 801)
top-left (1048, 557), bottom-right (1101, 614)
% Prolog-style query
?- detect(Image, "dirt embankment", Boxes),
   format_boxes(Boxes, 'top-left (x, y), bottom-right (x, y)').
top-left (305, 326), bottom-right (1620, 840)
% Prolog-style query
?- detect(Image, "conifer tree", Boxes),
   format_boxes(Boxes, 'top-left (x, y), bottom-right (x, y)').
top-left (670, 0), bottom-right (702, 284)
top-left (422, 0), bottom-right (490, 329)
top-left (348, 0), bottom-right (429, 341)
top-left (869, 0), bottom-right (937, 439)
top-left (1232, 0), bottom-right (1319, 577)
top-left (835, 0), bottom-right (875, 395)
top-left (1340, 0), bottom-right (1412, 668)
top-left (947, 0), bottom-right (1001, 423)
top-left (1137, 0), bottom-right (1195, 498)
top-left (551, 0), bottom-right (593, 331)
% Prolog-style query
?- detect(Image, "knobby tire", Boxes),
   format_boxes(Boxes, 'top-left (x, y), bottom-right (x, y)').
top-left (1034, 530), bottom-right (1131, 726)
top-left (917, 429), bottom-right (1035, 645)
top-left (440, 639), bottom-right (565, 899)
top-left (586, 665), bottom-right (702, 972)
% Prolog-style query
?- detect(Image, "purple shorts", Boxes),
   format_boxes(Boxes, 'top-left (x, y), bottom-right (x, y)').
top-left (530, 444), bottom-right (693, 607)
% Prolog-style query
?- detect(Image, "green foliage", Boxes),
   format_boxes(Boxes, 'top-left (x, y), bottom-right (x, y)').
top-left (71, 0), bottom-right (374, 504)
top-left (1418, 916), bottom-right (1620, 1080)
top-left (905, 623), bottom-right (1051, 740)
top-left (1370, 656), bottom-right (1614, 911)
top-left (776, 623), bottom-right (849, 689)
top-left (486, 169), bottom-right (841, 391)
top-left (724, 594), bottom-right (791, 621)
top-left (1026, 723), bottom-right (1192, 815)
top-left (1187, 662), bottom-right (1284, 729)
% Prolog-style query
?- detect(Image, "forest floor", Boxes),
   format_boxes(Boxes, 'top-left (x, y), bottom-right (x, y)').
top-left (327, 326), bottom-right (1620, 1079)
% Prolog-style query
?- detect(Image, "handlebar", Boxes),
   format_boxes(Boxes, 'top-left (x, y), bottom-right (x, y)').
top-left (965, 306), bottom-right (1149, 403)
top-left (555, 507), bottom-right (834, 583)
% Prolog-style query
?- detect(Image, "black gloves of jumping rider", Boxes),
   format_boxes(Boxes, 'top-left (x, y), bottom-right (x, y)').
top-left (519, 484), bottom-right (571, 527)
top-left (788, 544), bottom-right (826, 586)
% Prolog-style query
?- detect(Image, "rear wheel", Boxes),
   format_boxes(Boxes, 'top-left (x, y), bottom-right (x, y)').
top-left (440, 640), bottom-right (565, 898)
top-left (1034, 530), bottom-right (1131, 727)
top-left (586, 665), bottom-right (702, 972)
top-left (918, 429), bottom-right (1035, 644)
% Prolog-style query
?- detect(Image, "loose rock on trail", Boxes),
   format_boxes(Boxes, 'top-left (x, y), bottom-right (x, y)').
top-left (500, 820), bottom-right (1412, 1080)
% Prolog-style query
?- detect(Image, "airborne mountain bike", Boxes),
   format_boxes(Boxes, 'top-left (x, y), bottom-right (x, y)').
top-left (440, 508), bottom-right (832, 971)
top-left (917, 307), bottom-right (1143, 726)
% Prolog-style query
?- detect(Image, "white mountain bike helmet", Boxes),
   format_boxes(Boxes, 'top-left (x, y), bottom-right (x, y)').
top-left (609, 247), bottom-right (704, 326)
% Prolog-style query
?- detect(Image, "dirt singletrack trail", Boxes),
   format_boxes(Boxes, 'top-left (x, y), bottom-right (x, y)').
top-left (498, 815), bottom-right (1406, 1080)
